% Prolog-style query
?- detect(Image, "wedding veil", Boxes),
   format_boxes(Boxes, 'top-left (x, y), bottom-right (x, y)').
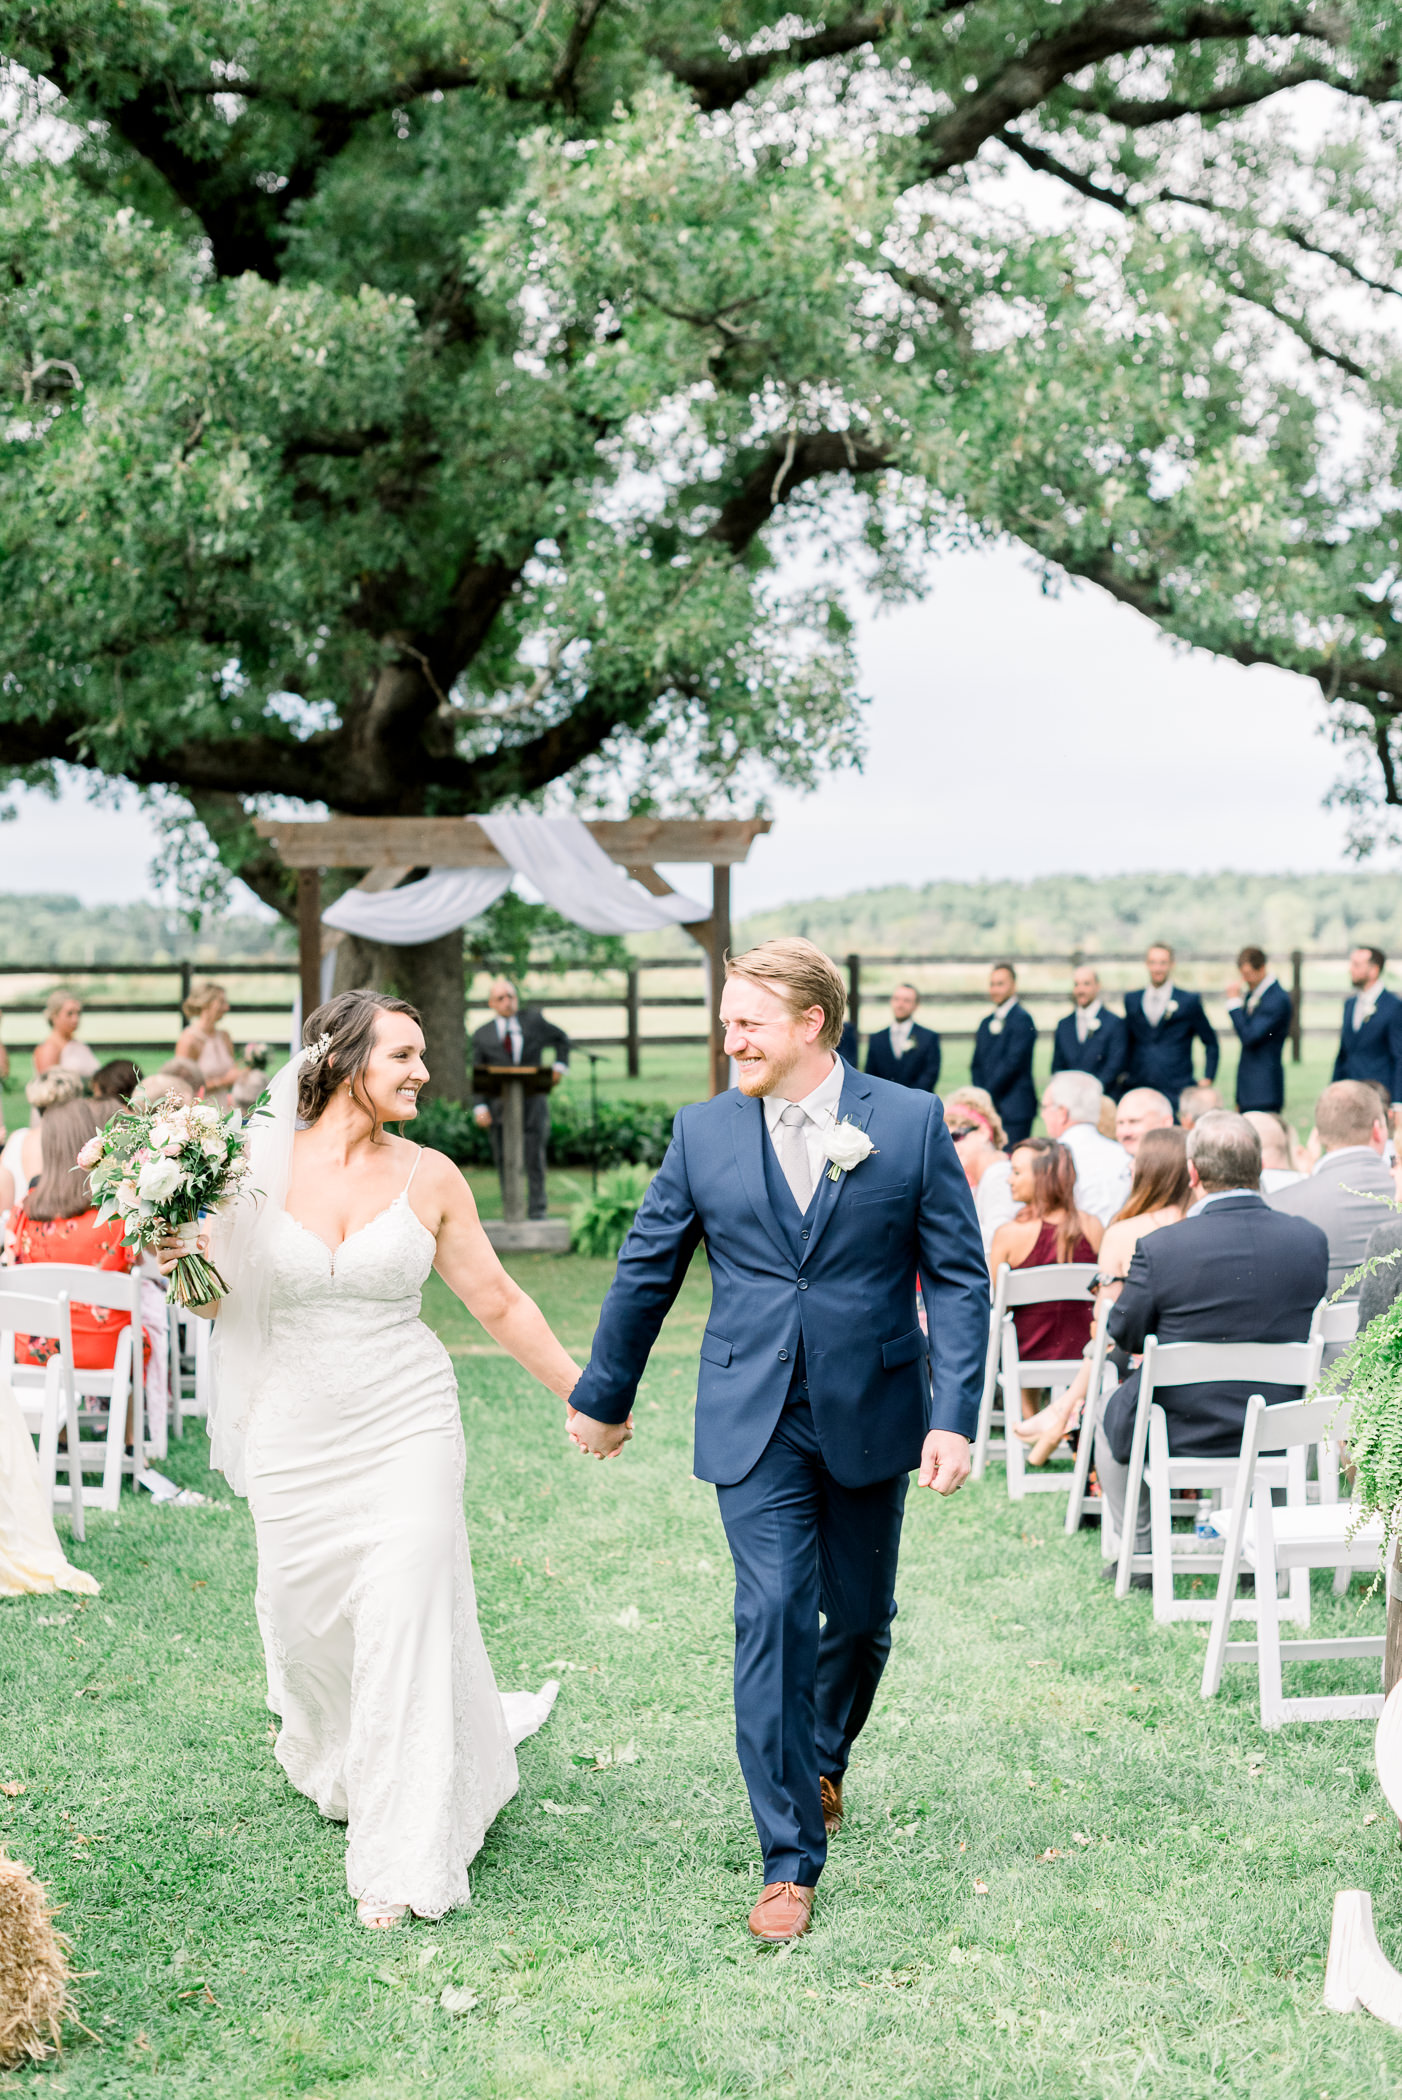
top-left (206, 1047), bottom-right (310, 1497)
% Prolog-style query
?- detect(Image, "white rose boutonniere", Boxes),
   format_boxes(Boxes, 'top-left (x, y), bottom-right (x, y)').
top-left (1085, 1015), bottom-right (1100, 1034)
top-left (822, 1117), bottom-right (878, 1183)
top-left (1164, 1000), bottom-right (1178, 1020)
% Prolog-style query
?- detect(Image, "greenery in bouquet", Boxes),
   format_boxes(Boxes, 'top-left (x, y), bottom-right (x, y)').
top-left (82, 1097), bottom-right (249, 1309)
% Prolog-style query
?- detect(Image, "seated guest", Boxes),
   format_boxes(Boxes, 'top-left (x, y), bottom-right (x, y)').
top-left (9, 1095), bottom-right (140, 1372)
top-left (989, 1140), bottom-right (1102, 1399)
top-left (1097, 1112), bottom-right (1328, 1565)
top-left (1226, 946), bottom-right (1292, 1112)
top-left (1357, 1209), bottom-right (1402, 1330)
top-left (971, 962), bottom-right (1038, 1144)
top-left (1115, 1087), bottom-right (1174, 1158)
top-left (1050, 966), bottom-right (1128, 1097)
top-left (1245, 1110), bottom-right (1303, 1193)
top-left (944, 1087), bottom-right (1015, 1253)
top-left (1267, 1079), bottom-right (1396, 1298)
top-left (1333, 945), bottom-right (1402, 1103)
top-left (92, 1059), bottom-right (141, 1105)
top-left (1016, 1127), bottom-right (1190, 1462)
top-left (1124, 943), bottom-right (1218, 1105)
top-left (1177, 1082), bottom-right (1223, 1131)
top-left (0, 1071), bottom-right (87, 1216)
top-left (865, 983), bottom-right (941, 1091)
top-left (1039, 1072), bottom-right (1131, 1225)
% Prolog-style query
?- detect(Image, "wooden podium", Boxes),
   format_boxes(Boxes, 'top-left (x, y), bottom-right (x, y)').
top-left (473, 1064), bottom-right (570, 1252)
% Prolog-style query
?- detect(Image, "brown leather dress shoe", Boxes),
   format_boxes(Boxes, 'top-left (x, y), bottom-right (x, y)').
top-left (820, 1774), bottom-right (843, 1836)
top-left (748, 1882), bottom-right (816, 1942)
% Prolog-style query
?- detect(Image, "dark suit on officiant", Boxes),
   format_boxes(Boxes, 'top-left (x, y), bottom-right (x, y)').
top-left (567, 1059), bottom-right (988, 1889)
top-left (471, 1008), bottom-right (571, 1221)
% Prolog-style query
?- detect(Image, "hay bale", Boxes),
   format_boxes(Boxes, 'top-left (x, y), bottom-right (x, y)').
top-left (0, 1849), bottom-right (72, 2068)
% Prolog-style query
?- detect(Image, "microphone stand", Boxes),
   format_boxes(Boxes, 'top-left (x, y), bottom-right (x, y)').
top-left (579, 1050), bottom-right (607, 1194)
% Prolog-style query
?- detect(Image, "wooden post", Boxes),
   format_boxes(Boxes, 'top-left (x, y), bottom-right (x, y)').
top-left (500, 1075), bottom-right (526, 1223)
top-left (709, 862), bottom-right (731, 1097)
top-left (626, 965), bottom-right (640, 1079)
top-left (1290, 948), bottom-right (1304, 1063)
top-left (297, 867), bottom-right (322, 1037)
top-left (846, 952), bottom-right (861, 1044)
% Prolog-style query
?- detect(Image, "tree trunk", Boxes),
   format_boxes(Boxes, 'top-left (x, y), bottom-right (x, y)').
top-left (331, 929), bottom-right (468, 1103)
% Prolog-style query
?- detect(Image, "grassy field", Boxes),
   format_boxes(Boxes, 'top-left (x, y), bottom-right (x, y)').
top-left (4, 1246), bottom-right (1402, 2100)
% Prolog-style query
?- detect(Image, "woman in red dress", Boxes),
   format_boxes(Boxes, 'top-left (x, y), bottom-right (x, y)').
top-left (988, 1138), bottom-right (1103, 1379)
top-left (9, 1096), bottom-right (138, 1371)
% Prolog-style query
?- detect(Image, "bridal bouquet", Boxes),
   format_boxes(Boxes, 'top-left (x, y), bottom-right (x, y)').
top-left (80, 1097), bottom-right (251, 1309)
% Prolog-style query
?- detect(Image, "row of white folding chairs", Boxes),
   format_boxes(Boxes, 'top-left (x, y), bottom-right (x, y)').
top-left (971, 1260), bottom-right (1099, 1486)
top-left (0, 1264), bottom-right (144, 1518)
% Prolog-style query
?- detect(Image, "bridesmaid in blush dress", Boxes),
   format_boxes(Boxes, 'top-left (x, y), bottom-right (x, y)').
top-left (161, 991), bottom-right (618, 1930)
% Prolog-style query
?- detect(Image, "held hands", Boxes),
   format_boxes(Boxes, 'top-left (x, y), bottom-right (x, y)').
top-left (154, 1226), bottom-right (210, 1278)
top-left (566, 1404), bottom-right (633, 1461)
top-left (919, 1429), bottom-right (971, 1497)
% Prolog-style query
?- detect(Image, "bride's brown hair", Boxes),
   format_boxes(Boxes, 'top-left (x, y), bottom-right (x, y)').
top-left (298, 990), bottom-right (423, 1132)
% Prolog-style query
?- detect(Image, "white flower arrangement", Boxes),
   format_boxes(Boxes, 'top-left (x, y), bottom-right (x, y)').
top-left (83, 1096), bottom-right (251, 1308)
top-left (821, 1116), bottom-right (878, 1183)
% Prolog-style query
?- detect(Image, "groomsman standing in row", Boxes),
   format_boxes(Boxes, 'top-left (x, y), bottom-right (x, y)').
top-left (1124, 942), bottom-right (1218, 1108)
top-left (1225, 946), bottom-right (1292, 1113)
top-left (1333, 945), bottom-right (1402, 1105)
top-left (971, 962), bottom-right (1037, 1143)
top-left (864, 983), bottom-right (942, 1091)
top-left (1050, 965), bottom-right (1128, 1097)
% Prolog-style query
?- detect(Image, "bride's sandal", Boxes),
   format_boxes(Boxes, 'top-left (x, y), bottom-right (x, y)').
top-left (356, 1900), bottom-right (408, 1930)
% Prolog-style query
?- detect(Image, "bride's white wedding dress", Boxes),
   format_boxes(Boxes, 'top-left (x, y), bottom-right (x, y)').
top-left (241, 1149), bottom-right (555, 1917)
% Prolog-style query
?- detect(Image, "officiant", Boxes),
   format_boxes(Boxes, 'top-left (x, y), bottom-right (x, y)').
top-left (472, 979), bottom-right (571, 1222)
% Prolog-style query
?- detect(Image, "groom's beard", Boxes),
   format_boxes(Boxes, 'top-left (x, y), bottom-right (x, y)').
top-left (735, 1040), bottom-right (804, 1099)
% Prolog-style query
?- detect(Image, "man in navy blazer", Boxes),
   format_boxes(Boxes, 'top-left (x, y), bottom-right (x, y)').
top-left (1225, 945), bottom-right (1292, 1113)
top-left (970, 961), bottom-right (1038, 1142)
top-left (865, 982), bottom-right (941, 1091)
top-left (1097, 1112), bottom-right (1328, 1561)
top-left (1050, 965), bottom-right (1128, 1097)
top-left (1123, 942), bottom-right (1218, 1109)
top-left (567, 939), bottom-right (987, 1943)
top-left (1333, 945), bottom-right (1402, 1106)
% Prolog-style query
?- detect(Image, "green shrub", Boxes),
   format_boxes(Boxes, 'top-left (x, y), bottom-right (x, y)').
top-left (569, 1165), bottom-right (653, 1258)
top-left (407, 1092), bottom-right (678, 1170)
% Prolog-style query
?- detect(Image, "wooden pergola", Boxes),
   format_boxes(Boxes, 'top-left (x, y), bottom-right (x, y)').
top-left (253, 814), bottom-right (772, 1096)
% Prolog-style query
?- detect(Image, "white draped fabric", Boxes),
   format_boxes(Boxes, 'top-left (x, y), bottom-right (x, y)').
top-left (318, 814), bottom-right (708, 947)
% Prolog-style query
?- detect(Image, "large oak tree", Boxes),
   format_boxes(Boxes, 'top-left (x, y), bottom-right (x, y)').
top-left (4, 0), bottom-right (1402, 917)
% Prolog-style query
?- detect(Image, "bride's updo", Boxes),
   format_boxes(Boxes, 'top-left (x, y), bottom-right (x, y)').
top-left (298, 990), bottom-right (422, 1129)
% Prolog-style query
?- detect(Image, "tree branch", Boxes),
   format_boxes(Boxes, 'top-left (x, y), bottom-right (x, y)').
top-left (1063, 59), bottom-right (1338, 125)
top-left (655, 12), bottom-right (895, 114)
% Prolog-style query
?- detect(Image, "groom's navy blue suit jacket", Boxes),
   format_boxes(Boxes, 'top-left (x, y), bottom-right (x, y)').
top-left (569, 1063), bottom-right (990, 1489)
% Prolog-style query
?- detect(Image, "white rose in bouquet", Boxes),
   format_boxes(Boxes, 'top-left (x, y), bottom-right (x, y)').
top-left (137, 1156), bottom-right (185, 1204)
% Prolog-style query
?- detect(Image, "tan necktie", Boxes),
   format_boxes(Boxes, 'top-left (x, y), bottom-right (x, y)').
top-left (773, 1103), bottom-right (815, 1211)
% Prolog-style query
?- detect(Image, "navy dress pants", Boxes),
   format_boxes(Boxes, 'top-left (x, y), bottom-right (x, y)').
top-left (715, 1389), bottom-right (909, 1887)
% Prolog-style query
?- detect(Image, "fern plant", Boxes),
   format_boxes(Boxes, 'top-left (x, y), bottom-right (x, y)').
top-left (1319, 1241), bottom-right (1402, 1556)
top-left (569, 1166), bottom-right (653, 1260)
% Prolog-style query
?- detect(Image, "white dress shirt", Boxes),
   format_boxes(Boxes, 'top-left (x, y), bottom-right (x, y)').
top-left (1260, 1165), bottom-right (1304, 1193)
top-left (1353, 978), bottom-right (1384, 1029)
top-left (1226, 974), bottom-right (1278, 1016)
top-left (1074, 998), bottom-right (1102, 1044)
top-left (763, 1055), bottom-right (846, 1195)
top-left (1058, 1119), bottom-right (1132, 1226)
top-left (974, 1156), bottom-right (1017, 1253)
top-left (1141, 981), bottom-right (1174, 1027)
top-left (987, 996), bottom-right (1018, 1037)
top-left (495, 1014), bottom-right (524, 1062)
top-left (888, 1018), bottom-right (914, 1058)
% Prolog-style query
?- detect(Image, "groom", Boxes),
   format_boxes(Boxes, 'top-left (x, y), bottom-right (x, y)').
top-left (567, 938), bottom-right (988, 1942)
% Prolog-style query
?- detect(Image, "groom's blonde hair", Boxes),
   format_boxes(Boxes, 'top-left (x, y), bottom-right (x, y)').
top-left (724, 938), bottom-right (848, 1052)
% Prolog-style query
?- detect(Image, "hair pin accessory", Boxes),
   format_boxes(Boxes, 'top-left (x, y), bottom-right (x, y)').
top-left (304, 1031), bottom-right (333, 1068)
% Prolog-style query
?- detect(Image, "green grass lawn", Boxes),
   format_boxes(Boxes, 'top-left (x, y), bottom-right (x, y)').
top-left (4, 1248), bottom-right (1402, 2099)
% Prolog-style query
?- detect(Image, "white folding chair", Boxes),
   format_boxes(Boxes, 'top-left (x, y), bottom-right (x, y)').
top-left (3, 1286), bottom-right (83, 1543)
top-left (171, 1307), bottom-right (213, 1437)
top-left (1201, 1394), bottom-right (1386, 1727)
top-left (0, 1264), bottom-right (145, 1511)
top-left (972, 1262), bottom-right (1098, 1483)
top-left (1064, 1311), bottom-right (1117, 1535)
top-left (1113, 1335), bottom-right (1323, 1623)
top-left (1312, 1298), bottom-right (1362, 1354)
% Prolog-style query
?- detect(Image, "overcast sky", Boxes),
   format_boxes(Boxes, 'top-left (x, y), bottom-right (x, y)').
top-left (0, 540), bottom-right (1361, 921)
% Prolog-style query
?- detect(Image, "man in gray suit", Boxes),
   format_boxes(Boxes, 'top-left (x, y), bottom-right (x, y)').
top-left (1266, 1080), bottom-right (1395, 1298)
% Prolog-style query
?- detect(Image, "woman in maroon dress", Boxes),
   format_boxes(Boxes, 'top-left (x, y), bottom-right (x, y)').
top-left (988, 1138), bottom-right (1103, 1376)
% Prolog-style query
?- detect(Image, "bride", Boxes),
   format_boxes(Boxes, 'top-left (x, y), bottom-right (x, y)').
top-left (163, 991), bottom-right (604, 1930)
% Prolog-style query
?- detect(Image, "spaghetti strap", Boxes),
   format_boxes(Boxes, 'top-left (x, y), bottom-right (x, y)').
top-left (402, 1144), bottom-right (423, 1196)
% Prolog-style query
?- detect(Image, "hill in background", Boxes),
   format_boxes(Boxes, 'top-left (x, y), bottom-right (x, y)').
top-left (0, 893), bottom-right (289, 965)
top-left (728, 870), bottom-right (1402, 958)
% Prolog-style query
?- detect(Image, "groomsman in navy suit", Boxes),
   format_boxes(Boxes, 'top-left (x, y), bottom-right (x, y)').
top-left (970, 961), bottom-right (1038, 1142)
top-left (1050, 965), bottom-right (1128, 1098)
top-left (865, 983), bottom-right (942, 1091)
top-left (1123, 943), bottom-right (1218, 1110)
top-left (1225, 945), bottom-right (1293, 1113)
top-left (1333, 945), bottom-right (1402, 1104)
